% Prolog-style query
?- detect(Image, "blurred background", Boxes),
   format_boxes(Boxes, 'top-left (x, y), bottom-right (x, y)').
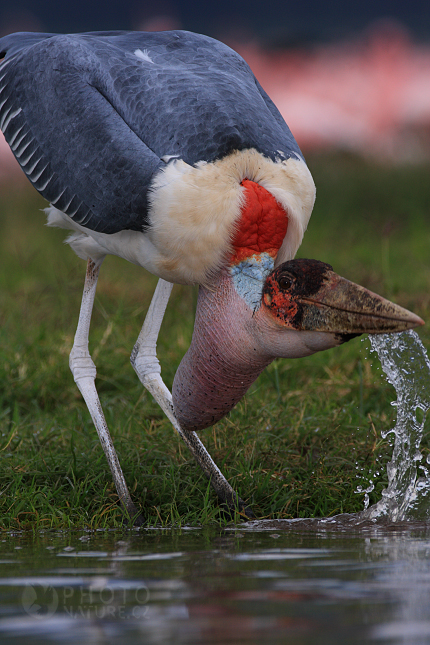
top-left (1, 0), bottom-right (430, 176)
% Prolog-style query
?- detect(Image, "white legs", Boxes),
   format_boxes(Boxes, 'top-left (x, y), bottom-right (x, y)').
top-left (69, 259), bottom-right (142, 524)
top-left (71, 264), bottom-right (253, 524)
top-left (131, 279), bottom-right (254, 518)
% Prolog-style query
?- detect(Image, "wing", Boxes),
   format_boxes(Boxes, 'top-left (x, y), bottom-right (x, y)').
top-left (0, 32), bottom-right (164, 233)
top-left (0, 31), bottom-right (303, 234)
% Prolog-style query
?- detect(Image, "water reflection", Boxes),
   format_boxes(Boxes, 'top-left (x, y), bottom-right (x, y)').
top-left (0, 525), bottom-right (430, 644)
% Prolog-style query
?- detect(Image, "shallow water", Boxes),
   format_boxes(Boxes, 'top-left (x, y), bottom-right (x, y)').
top-left (1, 524), bottom-right (430, 644)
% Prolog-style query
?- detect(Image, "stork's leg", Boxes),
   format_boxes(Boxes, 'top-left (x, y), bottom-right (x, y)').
top-left (131, 279), bottom-right (254, 518)
top-left (70, 259), bottom-right (143, 525)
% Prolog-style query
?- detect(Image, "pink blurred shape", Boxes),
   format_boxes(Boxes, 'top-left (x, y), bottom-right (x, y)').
top-left (238, 23), bottom-right (430, 161)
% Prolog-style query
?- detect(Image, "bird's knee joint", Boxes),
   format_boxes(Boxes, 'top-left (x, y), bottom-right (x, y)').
top-left (130, 350), bottom-right (161, 381)
top-left (69, 347), bottom-right (97, 382)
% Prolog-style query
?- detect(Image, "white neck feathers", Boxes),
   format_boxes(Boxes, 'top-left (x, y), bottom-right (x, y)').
top-left (148, 149), bottom-right (315, 286)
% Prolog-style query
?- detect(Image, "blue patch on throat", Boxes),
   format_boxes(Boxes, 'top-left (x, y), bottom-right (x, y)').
top-left (230, 253), bottom-right (274, 310)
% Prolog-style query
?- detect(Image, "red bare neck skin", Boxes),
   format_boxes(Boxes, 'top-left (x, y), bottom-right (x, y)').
top-left (231, 179), bottom-right (288, 264)
top-left (172, 272), bottom-right (273, 432)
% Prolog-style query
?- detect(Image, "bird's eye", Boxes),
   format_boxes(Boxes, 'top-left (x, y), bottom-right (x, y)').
top-left (278, 273), bottom-right (294, 291)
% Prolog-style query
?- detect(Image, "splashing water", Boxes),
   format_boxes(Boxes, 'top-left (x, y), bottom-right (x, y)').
top-left (361, 331), bottom-right (430, 522)
top-left (243, 330), bottom-right (430, 532)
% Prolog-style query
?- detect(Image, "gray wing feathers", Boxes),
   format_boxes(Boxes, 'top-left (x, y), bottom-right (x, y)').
top-left (0, 30), bottom-right (304, 234)
top-left (0, 34), bottom-right (163, 233)
top-left (0, 32), bottom-right (57, 56)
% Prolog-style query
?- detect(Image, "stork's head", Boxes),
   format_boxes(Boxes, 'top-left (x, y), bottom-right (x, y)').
top-left (256, 257), bottom-right (423, 356)
top-left (172, 180), bottom-right (423, 432)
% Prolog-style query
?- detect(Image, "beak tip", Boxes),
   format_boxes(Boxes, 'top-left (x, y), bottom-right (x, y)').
top-left (412, 315), bottom-right (425, 328)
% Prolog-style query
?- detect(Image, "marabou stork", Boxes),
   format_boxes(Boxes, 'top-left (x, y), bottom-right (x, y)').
top-left (0, 30), bottom-right (423, 522)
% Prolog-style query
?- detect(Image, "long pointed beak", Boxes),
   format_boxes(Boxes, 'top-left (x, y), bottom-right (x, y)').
top-left (299, 271), bottom-right (423, 334)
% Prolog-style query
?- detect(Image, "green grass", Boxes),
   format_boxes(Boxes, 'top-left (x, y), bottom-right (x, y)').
top-left (1, 153), bottom-right (429, 529)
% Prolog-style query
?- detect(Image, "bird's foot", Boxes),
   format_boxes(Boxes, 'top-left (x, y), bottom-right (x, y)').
top-left (219, 491), bottom-right (255, 521)
top-left (121, 500), bottom-right (145, 527)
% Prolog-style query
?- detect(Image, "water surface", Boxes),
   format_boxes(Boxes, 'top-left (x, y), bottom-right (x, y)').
top-left (1, 523), bottom-right (430, 644)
